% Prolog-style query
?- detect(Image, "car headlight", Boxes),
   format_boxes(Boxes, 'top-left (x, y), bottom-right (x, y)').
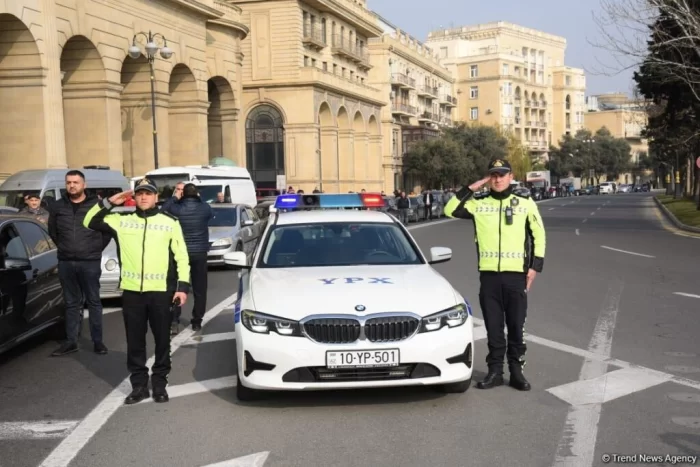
top-left (104, 259), bottom-right (118, 271)
top-left (419, 303), bottom-right (469, 333)
top-left (212, 238), bottom-right (232, 247)
top-left (241, 310), bottom-right (302, 337)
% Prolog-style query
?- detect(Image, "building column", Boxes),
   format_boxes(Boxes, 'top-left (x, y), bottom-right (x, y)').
top-left (320, 127), bottom-right (339, 193)
top-left (169, 99), bottom-right (210, 167)
top-left (218, 108), bottom-right (240, 165)
top-left (120, 92), bottom-right (171, 177)
top-left (369, 134), bottom-right (383, 190)
top-left (282, 124), bottom-right (319, 192)
top-left (338, 128), bottom-right (354, 192)
top-left (41, 0), bottom-right (67, 168)
top-left (62, 81), bottom-right (124, 170)
top-left (353, 132), bottom-right (369, 190)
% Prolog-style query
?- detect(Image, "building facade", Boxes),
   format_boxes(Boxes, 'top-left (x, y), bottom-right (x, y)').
top-left (585, 93), bottom-right (649, 184)
top-left (425, 22), bottom-right (586, 160)
top-left (0, 0), bottom-right (248, 180)
top-left (233, 0), bottom-right (386, 194)
top-left (368, 16), bottom-right (456, 192)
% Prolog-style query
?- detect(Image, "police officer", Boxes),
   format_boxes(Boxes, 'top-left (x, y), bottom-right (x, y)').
top-left (83, 177), bottom-right (190, 405)
top-left (444, 159), bottom-right (546, 391)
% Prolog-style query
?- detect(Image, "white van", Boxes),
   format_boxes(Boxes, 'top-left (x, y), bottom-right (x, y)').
top-left (190, 179), bottom-right (257, 206)
top-left (0, 166), bottom-right (130, 209)
top-left (133, 165), bottom-right (255, 205)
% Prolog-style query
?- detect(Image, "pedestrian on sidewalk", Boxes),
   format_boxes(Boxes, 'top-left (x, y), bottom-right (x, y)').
top-left (443, 159), bottom-right (546, 392)
top-left (84, 177), bottom-right (190, 405)
top-left (48, 170), bottom-right (111, 357)
top-left (396, 191), bottom-right (410, 225)
top-left (161, 183), bottom-right (212, 333)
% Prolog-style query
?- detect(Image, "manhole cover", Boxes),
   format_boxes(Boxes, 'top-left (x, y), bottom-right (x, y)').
top-left (667, 393), bottom-right (700, 403)
top-left (664, 365), bottom-right (700, 373)
top-left (672, 417), bottom-right (700, 429)
top-left (664, 351), bottom-right (697, 357)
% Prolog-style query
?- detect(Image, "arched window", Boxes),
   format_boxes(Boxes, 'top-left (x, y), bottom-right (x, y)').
top-left (245, 105), bottom-right (285, 190)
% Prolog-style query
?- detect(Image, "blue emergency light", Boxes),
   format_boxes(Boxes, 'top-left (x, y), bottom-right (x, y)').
top-left (273, 193), bottom-right (385, 209)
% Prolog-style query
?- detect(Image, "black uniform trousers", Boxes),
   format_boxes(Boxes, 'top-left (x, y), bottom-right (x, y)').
top-left (122, 290), bottom-right (173, 390)
top-left (171, 251), bottom-right (208, 325)
top-left (479, 271), bottom-right (528, 373)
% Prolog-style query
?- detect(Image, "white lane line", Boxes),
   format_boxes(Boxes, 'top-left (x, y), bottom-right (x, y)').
top-left (135, 376), bottom-right (239, 404)
top-left (39, 293), bottom-right (238, 467)
top-left (200, 452), bottom-right (270, 467)
top-left (590, 211), bottom-right (596, 216)
top-left (406, 218), bottom-right (455, 230)
top-left (575, 229), bottom-right (580, 236)
top-left (470, 317), bottom-right (700, 392)
top-left (0, 420), bottom-right (80, 440)
top-left (552, 279), bottom-right (624, 467)
top-left (549, 207), bottom-right (555, 211)
top-left (83, 307), bottom-right (121, 318)
top-left (596, 207), bottom-right (601, 210)
top-left (582, 219), bottom-right (587, 223)
top-left (601, 246), bottom-right (655, 258)
top-left (183, 332), bottom-right (236, 346)
top-left (674, 292), bottom-right (700, 299)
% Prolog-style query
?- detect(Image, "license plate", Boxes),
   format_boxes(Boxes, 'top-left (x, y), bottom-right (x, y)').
top-left (326, 349), bottom-right (400, 369)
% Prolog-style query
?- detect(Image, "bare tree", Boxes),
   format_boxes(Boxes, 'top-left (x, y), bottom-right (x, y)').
top-left (593, 0), bottom-right (700, 103)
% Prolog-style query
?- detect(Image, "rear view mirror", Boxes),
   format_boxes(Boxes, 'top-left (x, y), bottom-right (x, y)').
top-left (242, 219), bottom-right (254, 227)
top-left (223, 251), bottom-right (250, 269)
top-left (3, 257), bottom-right (32, 271)
top-left (428, 247), bottom-right (452, 265)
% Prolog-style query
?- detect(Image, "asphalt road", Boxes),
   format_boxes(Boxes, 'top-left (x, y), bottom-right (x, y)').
top-left (1, 193), bottom-right (699, 467)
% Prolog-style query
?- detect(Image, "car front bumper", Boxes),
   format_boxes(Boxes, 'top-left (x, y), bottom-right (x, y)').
top-left (236, 317), bottom-right (474, 391)
top-left (99, 274), bottom-right (122, 299)
top-left (207, 243), bottom-right (235, 264)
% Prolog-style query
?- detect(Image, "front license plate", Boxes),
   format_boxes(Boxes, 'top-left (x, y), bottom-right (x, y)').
top-left (326, 349), bottom-right (400, 369)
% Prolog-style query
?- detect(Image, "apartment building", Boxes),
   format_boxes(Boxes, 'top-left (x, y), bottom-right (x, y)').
top-left (225, 0), bottom-right (386, 193)
top-left (425, 22), bottom-right (587, 160)
top-left (585, 93), bottom-right (649, 184)
top-left (368, 15), bottom-right (457, 192)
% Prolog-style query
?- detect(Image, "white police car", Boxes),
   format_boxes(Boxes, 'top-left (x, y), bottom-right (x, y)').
top-left (224, 193), bottom-right (474, 400)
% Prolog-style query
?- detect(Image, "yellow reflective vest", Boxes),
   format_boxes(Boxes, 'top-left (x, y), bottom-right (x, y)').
top-left (84, 199), bottom-right (191, 293)
top-left (444, 188), bottom-right (546, 273)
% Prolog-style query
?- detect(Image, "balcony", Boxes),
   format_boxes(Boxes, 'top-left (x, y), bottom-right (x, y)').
top-left (439, 94), bottom-right (456, 107)
top-left (538, 121), bottom-right (547, 127)
top-left (540, 100), bottom-right (547, 107)
top-left (528, 140), bottom-right (548, 151)
top-left (416, 85), bottom-right (438, 99)
top-left (440, 116), bottom-right (452, 126)
top-left (330, 34), bottom-right (369, 66)
top-left (302, 25), bottom-right (326, 50)
top-left (390, 73), bottom-right (416, 89)
top-left (418, 111), bottom-right (437, 122)
top-left (391, 102), bottom-right (416, 116)
top-left (525, 100), bottom-right (531, 107)
top-left (299, 66), bottom-right (382, 103)
top-left (515, 116), bottom-right (521, 125)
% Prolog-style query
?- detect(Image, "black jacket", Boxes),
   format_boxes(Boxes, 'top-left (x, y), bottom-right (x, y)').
top-left (161, 196), bottom-right (213, 253)
top-left (48, 195), bottom-right (110, 261)
top-left (396, 197), bottom-right (410, 209)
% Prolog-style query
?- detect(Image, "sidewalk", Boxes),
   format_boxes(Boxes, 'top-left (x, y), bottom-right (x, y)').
top-left (654, 193), bottom-right (700, 234)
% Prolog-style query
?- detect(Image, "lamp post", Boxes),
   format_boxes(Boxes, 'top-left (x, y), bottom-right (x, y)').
top-left (128, 31), bottom-right (173, 170)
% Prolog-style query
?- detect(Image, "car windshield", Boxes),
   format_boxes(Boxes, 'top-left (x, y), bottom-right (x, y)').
top-left (258, 222), bottom-right (423, 268)
top-left (209, 207), bottom-right (237, 227)
top-left (197, 185), bottom-right (224, 203)
top-left (147, 174), bottom-right (189, 200)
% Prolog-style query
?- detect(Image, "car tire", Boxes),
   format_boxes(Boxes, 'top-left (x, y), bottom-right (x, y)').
top-left (236, 375), bottom-right (262, 401)
top-left (436, 377), bottom-right (471, 394)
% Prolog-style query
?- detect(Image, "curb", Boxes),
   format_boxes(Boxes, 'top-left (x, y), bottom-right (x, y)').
top-left (653, 196), bottom-right (700, 234)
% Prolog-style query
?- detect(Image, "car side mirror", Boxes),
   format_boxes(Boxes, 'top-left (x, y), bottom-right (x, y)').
top-left (242, 219), bottom-right (254, 227)
top-left (428, 246), bottom-right (452, 265)
top-left (223, 251), bottom-right (250, 269)
top-left (3, 257), bottom-right (32, 271)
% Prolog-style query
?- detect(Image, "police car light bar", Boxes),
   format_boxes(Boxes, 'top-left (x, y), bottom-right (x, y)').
top-left (274, 193), bottom-right (384, 209)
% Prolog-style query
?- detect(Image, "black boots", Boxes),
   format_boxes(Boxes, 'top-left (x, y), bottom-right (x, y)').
top-left (476, 365), bottom-right (531, 391)
top-left (508, 365), bottom-right (531, 391)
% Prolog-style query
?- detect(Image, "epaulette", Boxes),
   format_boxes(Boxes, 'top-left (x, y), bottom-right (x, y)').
top-left (512, 191), bottom-right (531, 199)
top-left (160, 211), bottom-right (178, 221)
top-left (474, 192), bottom-right (490, 200)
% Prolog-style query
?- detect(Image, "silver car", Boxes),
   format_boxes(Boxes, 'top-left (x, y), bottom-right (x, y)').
top-left (99, 206), bottom-right (134, 300)
top-left (207, 204), bottom-right (263, 266)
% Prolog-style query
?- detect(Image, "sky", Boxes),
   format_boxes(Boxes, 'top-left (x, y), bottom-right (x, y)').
top-left (369, 0), bottom-right (638, 96)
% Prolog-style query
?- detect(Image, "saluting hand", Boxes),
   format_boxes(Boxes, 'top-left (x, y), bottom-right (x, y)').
top-left (108, 190), bottom-right (133, 206)
top-left (468, 176), bottom-right (491, 192)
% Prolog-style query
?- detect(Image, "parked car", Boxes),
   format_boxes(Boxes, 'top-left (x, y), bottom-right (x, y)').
top-left (98, 207), bottom-right (134, 300)
top-left (208, 204), bottom-right (264, 266)
top-left (408, 196), bottom-right (426, 223)
top-left (0, 215), bottom-right (64, 354)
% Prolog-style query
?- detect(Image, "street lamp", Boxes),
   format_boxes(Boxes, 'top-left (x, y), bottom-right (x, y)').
top-left (128, 31), bottom-right (173, 170)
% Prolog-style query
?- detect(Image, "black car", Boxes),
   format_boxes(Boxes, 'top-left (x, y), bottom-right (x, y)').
top-left (0, 214), bottom-right (64, 354)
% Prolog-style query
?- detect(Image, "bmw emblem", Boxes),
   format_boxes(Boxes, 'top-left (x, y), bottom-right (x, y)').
top-left (355, 305), bottom-right (366, 312)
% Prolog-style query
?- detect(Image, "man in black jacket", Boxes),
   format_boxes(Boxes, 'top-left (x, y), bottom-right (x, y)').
top-left (161, 183), bottom-right (212, 332)
top-left (48, 170), bottom-right (111, 356)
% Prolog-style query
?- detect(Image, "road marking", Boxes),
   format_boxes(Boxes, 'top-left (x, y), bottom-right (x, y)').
top-left (600, 246), bottom-right (655, 258)
top-left (596, 207), bottom-right (601, 210)
top-left (136, 376), bottom-right (239, 404)
top-left (549, 207), bottom-right (555, 210)
top-left (406, 218), bottom-right (455, 230)
top-left (582, 218), bottom-right (587, 223)
top-left (0, 420), bottom-right (80, 440)
top-left (589, 211), bottom-right (595, 215)
top-left (39, 293), bottom-right (239, 467)
top-left (183, 332), bottom-right (236, 346)
top-left (575, 229), bottom-right (580, 236)
top-left (83, 308), bottom-right (120, 318)
top-left (552, 280), bottom-right (623, 467)
top-left (201, 452), bottom-right (270, 467)
top-left (674, 292), bottom-right (700, 299)
top-left (548, 367), bottom-right (671, 406)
